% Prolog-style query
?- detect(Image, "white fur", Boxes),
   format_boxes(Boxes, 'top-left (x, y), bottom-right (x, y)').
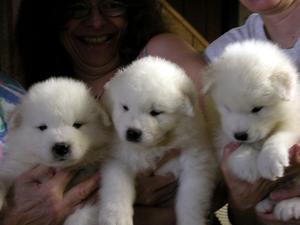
top-left (100, 56), bottom-right (217, 225)
top-left (202, 40), bottom-right (300, 221)
top-left (0, 77), bottom-right (112, 225)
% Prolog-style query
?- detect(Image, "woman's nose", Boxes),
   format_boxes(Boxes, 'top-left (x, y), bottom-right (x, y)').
top-left (85, 7), bottom-right (107, 28)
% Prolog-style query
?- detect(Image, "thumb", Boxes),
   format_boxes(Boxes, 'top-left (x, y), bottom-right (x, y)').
top-left (221, 142), bottom-right (240, 163)
top-left (289, 144), bottom-right (300, 165)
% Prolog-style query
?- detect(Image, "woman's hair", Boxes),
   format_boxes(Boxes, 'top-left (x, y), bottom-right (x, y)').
top-left (15, 0), bottom-right (168, 88)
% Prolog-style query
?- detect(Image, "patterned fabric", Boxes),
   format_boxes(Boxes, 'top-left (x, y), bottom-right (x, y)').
top-left (0, 72), bottom-right (25, 159)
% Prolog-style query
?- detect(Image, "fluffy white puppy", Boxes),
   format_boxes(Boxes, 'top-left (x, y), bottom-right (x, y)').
top-left (0, 77), bottom-right (111, 225)
top-left (100, 56), bottom-right (217, 225)
top-left (202, 40), bottom-right (300, 221)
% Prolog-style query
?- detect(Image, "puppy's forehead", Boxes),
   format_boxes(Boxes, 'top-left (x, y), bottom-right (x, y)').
top-left (108, 56), bottom-right (190, 95)
top-left (21, 85), bottom-right (99, 124)
top-left (213, 72), bottom-right (273, 112)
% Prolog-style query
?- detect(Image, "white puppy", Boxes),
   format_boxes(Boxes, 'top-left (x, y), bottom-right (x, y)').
top-left (100, 56), bottom-right (217, 225)
top-left (202, 40), bottom-right (300, 221)
top-left (0, 77), bottom-right (111, 225)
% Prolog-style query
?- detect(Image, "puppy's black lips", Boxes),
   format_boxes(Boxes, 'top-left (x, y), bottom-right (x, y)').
top-left (57, 158), bottom-right (67, 161)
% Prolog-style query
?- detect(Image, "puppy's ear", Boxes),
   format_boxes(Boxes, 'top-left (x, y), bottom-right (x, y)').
top-left (182, 95), bottom-right (195, 117)
top-left (97, 96), bottom-right (111, 127)
top-left (8, 109), bottom-right (22, 130)
top-left (201, 67), bottom-right (215, 95)
top-left (270, 71), bottom-right (297, 101)
top-left (98, 106), bottom-right (111, 127)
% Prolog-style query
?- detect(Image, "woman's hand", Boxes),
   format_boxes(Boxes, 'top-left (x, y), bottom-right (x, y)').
top-left (135, 172), bottom-right (177, 207)
top-left (135, 149), bottom-right (180, 207)
top-left (133, 149), bottom-right (179, 225)
top-left (2, 165), bottom-right (100, 225)
top-left (222, 143), bottom-right (300, 225)
top-left (255, 144), bottom-right (300, 225)
top-left (134, 174), bottom-right (177, 225)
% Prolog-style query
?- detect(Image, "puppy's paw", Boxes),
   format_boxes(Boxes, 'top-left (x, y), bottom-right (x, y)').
top-left (98, 216), bottom-right (133, 225)
top-left (255, 198), bottom-right (275, 213)
top-left (99, 207), bottom-right (133, 225)
top-left (274, 198), bottom-right (300, 221)
top-left (228, 147), bottom-right (260, 183)
top-left (257, 144), bottom-right (289, 180)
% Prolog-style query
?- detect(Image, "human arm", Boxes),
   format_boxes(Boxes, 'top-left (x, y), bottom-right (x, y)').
top-left (0, 165), bottom-right (100, 225)
top-left (143, 33), bottom-right (207, 91)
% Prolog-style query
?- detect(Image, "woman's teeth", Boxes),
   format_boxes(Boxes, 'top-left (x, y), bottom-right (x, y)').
top-left (83, 36), bottom-right (109, 44)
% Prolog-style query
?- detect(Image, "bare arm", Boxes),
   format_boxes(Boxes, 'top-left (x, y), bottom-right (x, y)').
top-left (144, 33), bottom-right (207, 91)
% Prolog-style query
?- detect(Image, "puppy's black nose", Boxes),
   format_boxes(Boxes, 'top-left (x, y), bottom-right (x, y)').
top-left (126, 128), bottom-right (142, 142)
top-left (234, 132), bottom-right (248, 141)
top-left (52, 142), bottom-right (71, 160)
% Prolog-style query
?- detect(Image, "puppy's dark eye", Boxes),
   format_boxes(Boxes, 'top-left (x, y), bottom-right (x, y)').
top-left (122, 105), bottom-right (129, 111)
top-left (251, 106), bottom-right (263, 113)
top-left (150, 110), bottom-right (163, 117)
top-left (36, 124), bottom-right (47, 131)
top-left (73, 122), bottom-right (83, 129)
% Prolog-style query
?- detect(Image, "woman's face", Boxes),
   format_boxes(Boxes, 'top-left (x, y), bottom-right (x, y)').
top-left (61, 0), bottom-right (128, 68)
top-left (239, 0), bottom-right (294, 13)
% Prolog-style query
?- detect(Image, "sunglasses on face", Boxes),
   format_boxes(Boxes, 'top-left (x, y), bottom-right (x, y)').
top-left (67, 0), bottom-right (127, 19)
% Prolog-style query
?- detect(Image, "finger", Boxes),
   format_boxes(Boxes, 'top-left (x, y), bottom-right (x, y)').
top-left (222, 142), bottom-right (240, 161)
top-left (148, 173), bottom-right (177, 190)
top-left (154, 177), bottom-right (178, 193)
top-left (256, 212), bottom-right (277, 222)
top-left (152, 181), bottom-right (177, 205)
top-left (153, 187), bottom-right (176, 207)
top-left (290, 144), bottom-right (300, 165)
top-left (155, 149), bottom-right (181, 170)
top-left (257, 212), bottom-right (299, 225)
top-left (20, 165), bottom-right (55, 183)
top-left (86, 189), bottom-right (99, 205)
top-left (270, 184), bottom-right (300, 201)
top-left (47, 169), bottom-right (75, 192)
top-left (63, 172), bottom-right (100, 209)
top-left (138, 168), bottom-right (155, 177)
top-left (136, 173), bottom-right (176, 192)
top-left (135, 180), bottom-right (177, 206)
top-left (135, 174), bottom-right (176, 205)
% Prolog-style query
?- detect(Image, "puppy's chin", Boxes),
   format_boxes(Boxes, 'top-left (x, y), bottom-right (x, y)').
top-left (133, 136), bottom-right (173, 149)
top-left (123, 136), bottom-right (164, 148)
top-left (44, 158), bottom-right (80, 168)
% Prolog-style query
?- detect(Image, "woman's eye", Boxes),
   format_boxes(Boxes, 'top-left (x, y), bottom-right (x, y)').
top-left (67, 2), bottom-right (91, 19)
top-left (251, 106), bottom-right (263, 113)
top-left (36, 124), bottom-right (47, 131)
top-left (73, 122), bottom-right (83, 129)
top-left (150, 110), bottom-right (163, 117)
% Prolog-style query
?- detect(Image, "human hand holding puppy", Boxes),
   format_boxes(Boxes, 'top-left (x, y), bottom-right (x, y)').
top-left (1, 165), bottom-right (100, 225)
top-left (222, 143), bottom-right (300, 225)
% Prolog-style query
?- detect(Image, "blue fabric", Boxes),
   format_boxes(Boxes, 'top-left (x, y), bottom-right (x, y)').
top-left (0, 72), bottom-right (25, 159)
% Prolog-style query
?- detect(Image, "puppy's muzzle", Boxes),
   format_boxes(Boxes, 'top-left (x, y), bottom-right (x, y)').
top-left (126, 128), bottom-right (142, 143)
top-left (234, 132), bottom-right (248, 141)
top-left (52, 142), bottom-right (71, 161)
